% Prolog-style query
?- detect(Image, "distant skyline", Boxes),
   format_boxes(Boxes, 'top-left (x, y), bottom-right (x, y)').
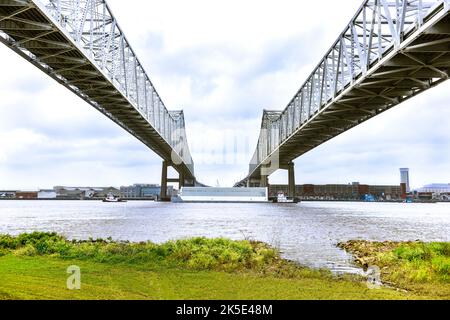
top-left (1, 0), bottom-right (450, 189)
top-left (2, 174), bottom-right (450, 192)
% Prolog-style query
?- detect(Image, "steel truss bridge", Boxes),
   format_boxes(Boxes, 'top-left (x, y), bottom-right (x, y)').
top-left (1, 0), bottom-right (449, 197)
top-left (235, 0), bottom-right (450, 198)
top-left (0, 0), bottom-right (198, 198)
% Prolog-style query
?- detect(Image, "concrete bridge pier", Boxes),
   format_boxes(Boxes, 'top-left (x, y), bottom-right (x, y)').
top-left (178, 172), bottom-right (185, 190)
top-left (288, 162), bottom-right (295, 199)
top-left (161, 160), bottom-right (169, 201)
top-left (260, 175), bottom-right (269, 188)
top-left (161, 160), bottom-right (191, 201)
top-left (277, 162), bottom-right (296, 199)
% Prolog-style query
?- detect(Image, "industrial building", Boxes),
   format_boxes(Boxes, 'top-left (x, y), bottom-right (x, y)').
top-left (38, 190), bottom-right (57, 199)
top-left (269, 182), bottom-right (402, 201)
top-left (15, 191), bottom-right (38, 199)
top-left (416, 183), bottom-right (450, 194)
top-left (400, 168), bottom-right (411, 192)
top-left (120, 184), bottom-right (174, 200)
top-left (414, 184), bottom-right (450, 201)
top-left (53, 186), bottom-right (122, 200)
top-left (1, 185), bottom-right (170, 200)
top-left (0, 191), bottom-right (17, 199)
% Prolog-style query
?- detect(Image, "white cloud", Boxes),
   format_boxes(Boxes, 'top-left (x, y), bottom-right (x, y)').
top-left (0, 0), bottom-right (449, 189)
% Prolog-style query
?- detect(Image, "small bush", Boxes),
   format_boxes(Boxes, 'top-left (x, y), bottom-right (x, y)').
top-left (0, 235), bottom-right (16, 250)
top-left (431, 257), bottom-right (450, 276)
top-left (156, 237), bottom-right (279, 271)
top-left (13, 244), bottom-right (37, 257)
top-left (429, 243), bottom-right (450, 257)
top-left (0, 248), bottom-right (9, 257)
top-left (394, 244), bottom-right (432, 262)
top-left (411, 267), bottom-right (431, 282)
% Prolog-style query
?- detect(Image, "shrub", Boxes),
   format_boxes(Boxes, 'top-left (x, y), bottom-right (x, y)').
top-left (411, 267), bottom-right (431, 282)
top-left (13, 244), bottom-right (37, 257)
top-left (0, 248), bottom-right (9, 257)
top-left (394, 244), bottom-right (431, 262)
top-left (0, 233), bottom-right (283, 273)
top-left (431, 257), bottom-right (450, 276)
top-left (156, 237), bottom-right (278, 271)
top-left (0, 235), bottom-right (16, 249)
top-left (429, 243), bottom-right (450, 257)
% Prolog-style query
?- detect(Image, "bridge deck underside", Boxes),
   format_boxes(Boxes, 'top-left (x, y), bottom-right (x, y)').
top-left (0, 1), bottom-right (195, 180)
top-left (240, 9), bottom-right (449, 186)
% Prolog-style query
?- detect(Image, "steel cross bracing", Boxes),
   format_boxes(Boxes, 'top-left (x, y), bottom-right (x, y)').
top-left (236, 0), bottom-right (450, 187)
top-left (0, 0), bottom-right (195, 181)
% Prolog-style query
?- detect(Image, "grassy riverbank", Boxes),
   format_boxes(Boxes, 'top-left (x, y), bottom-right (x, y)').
top-left (338, 241), bottom-right (450, 299)
top-left (0, 233), bottom-right (441, 300)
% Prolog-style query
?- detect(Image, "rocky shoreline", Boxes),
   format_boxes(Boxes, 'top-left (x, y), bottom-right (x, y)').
top-left (337, 240), bottom-right (450, 298)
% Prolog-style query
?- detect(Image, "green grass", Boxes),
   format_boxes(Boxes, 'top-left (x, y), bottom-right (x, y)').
top-left (0, 232), bottom-right (289, 273)
top-left (0, 232), bottom-right (438, 300)
top-left (338, 241), bottom-right (450, 299)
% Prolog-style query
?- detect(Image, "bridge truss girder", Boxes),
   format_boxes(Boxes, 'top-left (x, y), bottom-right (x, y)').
top-left (236, 0), bottom-right (450, 187)
top-left (0, 0), bottom-right (196, 181)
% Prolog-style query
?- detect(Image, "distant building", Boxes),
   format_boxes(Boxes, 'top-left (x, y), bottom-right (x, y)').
top-left (269, 182), bottom-right (402, 200)
top-left (415, 183), bottom-right (450, 201)
top-left (120, 184), bottom-right (173, 199)
top-left (368, 185), bottom-right (402, 199)
top-left (15, 191), bottom-right (38, 199)
top-left (38, 189), bottom-right (57, 199)
top-left (54, 187), bottom-right (84, 200)
top-left (53, 186), bottom-right (121, 199)
top-left (400, 168), bottom-right (410, 192)
top-left (0, 191), bottom-right (17, 199)
top-left (94, 187), bottom-right (122, 198)
top-left (416, 183), bottom-right (450, 194)
top-left (400, 183), bottom-right (408, 199)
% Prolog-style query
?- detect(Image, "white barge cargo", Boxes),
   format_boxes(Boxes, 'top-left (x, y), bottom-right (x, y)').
top-left (176, 187), bottom-right (269, 203)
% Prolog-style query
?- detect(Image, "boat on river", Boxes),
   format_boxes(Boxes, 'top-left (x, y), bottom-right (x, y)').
top-left (102, 194), bottom-right (127, 203)
top-left (276, 192), bottom-right (295, 203)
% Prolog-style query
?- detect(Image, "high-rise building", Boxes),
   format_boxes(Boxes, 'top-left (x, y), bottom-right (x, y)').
top-left (400, 168), bottom-right (410, 192)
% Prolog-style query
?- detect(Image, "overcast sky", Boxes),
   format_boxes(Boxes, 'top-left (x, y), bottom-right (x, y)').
top-left (0, 0), bottom-right (449, 190)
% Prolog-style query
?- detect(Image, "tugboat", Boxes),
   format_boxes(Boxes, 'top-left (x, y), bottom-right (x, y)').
top-left (276, 192), bottom-right (295, 203)
top-left (102, 193), bottom-right (127, 203)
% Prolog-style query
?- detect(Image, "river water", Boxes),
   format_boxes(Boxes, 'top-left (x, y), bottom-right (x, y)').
top-left (0, 200), bottom-right (449, 273)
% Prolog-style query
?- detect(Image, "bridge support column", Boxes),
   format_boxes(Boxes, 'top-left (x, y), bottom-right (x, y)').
top-left (179, 171), bottom-right (185, 190)
top-left (288, 162), bottom-right (295, 199)
top-left (260, 175), bottom-right (269, 188)
top-left (161, 160), bottom-right (168, 201)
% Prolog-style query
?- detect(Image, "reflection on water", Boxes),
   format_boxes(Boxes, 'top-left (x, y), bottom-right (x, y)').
top-left (0, 200), bottom-right (449, 273)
